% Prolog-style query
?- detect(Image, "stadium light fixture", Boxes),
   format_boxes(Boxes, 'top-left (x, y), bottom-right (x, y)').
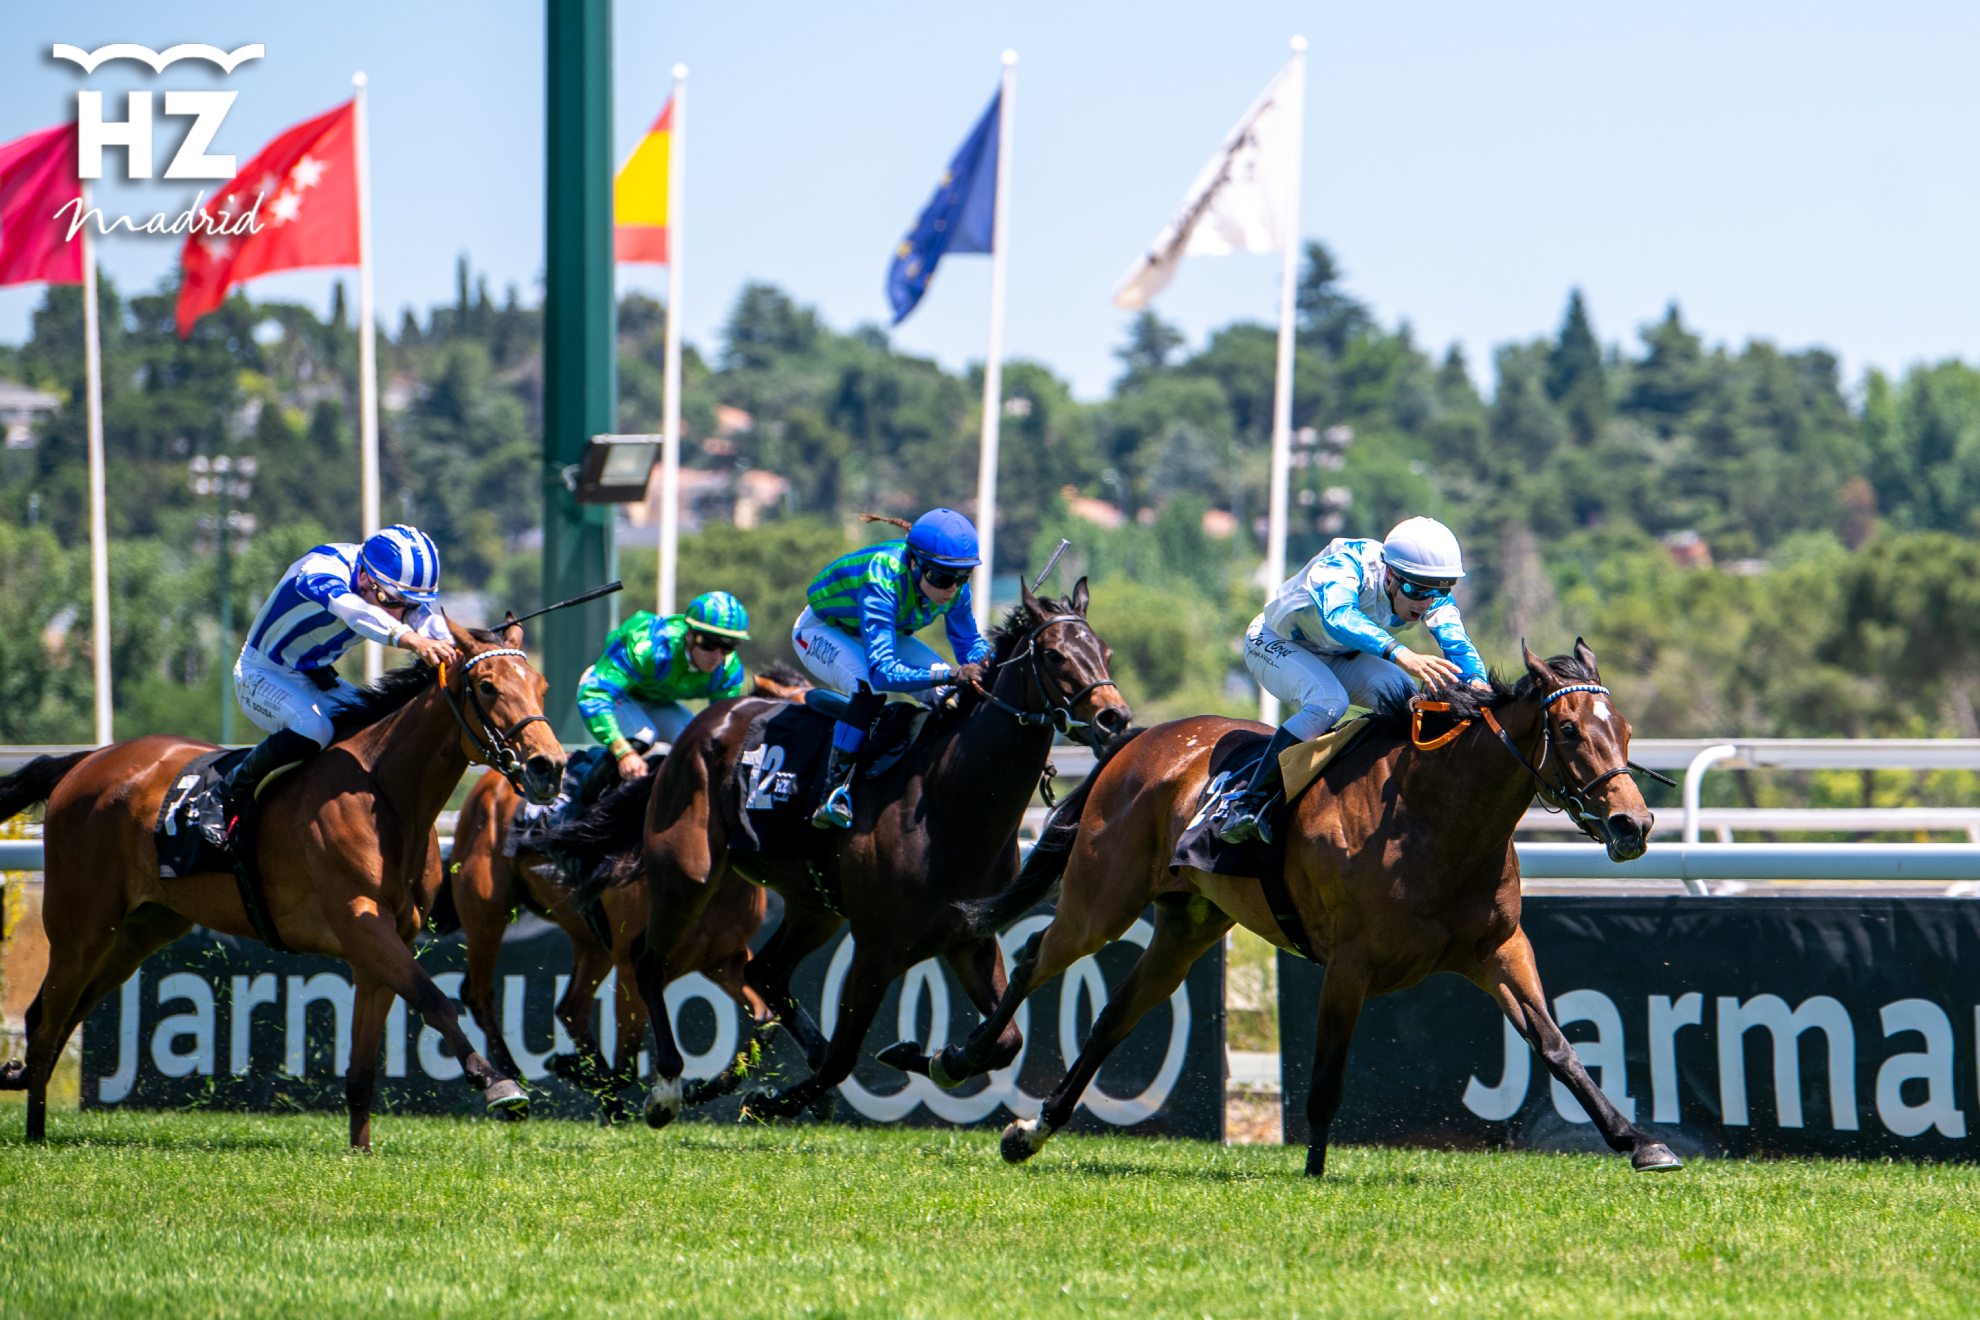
top-left (573, 433), bottom-right (664, 504)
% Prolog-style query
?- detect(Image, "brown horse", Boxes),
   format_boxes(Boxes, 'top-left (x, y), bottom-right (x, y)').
top-left (0, 619), bottom-right (566, 1149)
top-left (620, 580), bottom-right (1133, 1128)
top-left (932, 640), bottom-right (1682, 1177)
top-left (446, 766), bottom-right (770, 1118)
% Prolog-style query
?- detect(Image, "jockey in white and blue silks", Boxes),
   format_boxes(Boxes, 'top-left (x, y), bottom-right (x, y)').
top-left (201, 524), bottom-right (460, 849)
top-left (1219, 516), bottom-right (1490, 846)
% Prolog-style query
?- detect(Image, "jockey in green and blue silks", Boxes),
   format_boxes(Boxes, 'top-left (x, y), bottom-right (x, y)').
top-left (792, 508), bottom-right (994, 829)
top-left (1219, 516), bottom-right (1491, 847)
top-left (576, 591), bottom-right (752, 784)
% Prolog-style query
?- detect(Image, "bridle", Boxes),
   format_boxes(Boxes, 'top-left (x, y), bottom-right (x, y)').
top-left (1411, 680), bottom-right (1675, 844)
top-left (436, 648), bottom-right (551, 790)
top-left (972, 612), bottom-right (1119, 748)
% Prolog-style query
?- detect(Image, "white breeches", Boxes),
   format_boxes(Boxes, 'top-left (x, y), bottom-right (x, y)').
top-left (791, 607), bottom-right (948, 703)
top-left (233, 649), bottom-right (362, 748)
top-left (1242, 614), bottom-right (1415, 741)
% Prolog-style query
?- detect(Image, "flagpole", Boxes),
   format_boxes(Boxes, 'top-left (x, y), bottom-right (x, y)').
top-left (354, 70), bottom-right (382, 681)
top-left (973, 50), bottom-right (1016, 632)
top-left (659, 63), bottom-right (687, 618)
top-left (81, 182), bottom-right (112, 745)
top-left (1260, 36), bottom-right (1307, 726)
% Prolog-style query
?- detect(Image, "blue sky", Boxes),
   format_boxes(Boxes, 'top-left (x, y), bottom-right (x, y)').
top-left (3, 2), bottom-right (1977, 400)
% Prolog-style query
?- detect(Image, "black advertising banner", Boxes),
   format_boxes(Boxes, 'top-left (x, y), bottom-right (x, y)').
top-left (81, 908), bottom-right (1224, 1141)
top-left (1280, 898), bottom-right (1980, 1161)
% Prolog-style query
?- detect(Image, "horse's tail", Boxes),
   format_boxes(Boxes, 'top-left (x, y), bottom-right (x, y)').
top-left (0, 750), bottom-right (93, 824)
top-left (752, 661), bottom-right (811, 702)
top-left (956, 729), bottom-right (1144, 938)
top-left (542, 775), bottom-right (653, 900)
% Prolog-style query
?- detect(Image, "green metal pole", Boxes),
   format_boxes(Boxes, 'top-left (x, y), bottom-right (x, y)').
top-left (543, 0), bottom-right (618, 740)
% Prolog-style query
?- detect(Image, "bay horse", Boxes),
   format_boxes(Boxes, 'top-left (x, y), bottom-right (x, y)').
top-left (619, 580), bottom-right (1132, 1128)
top-left (0, 619), bottom-right (566, 1150)
top-left (443, 663), bottom-right (809, 1117)
top-left (930, 640), bottom-right (1683, 1177)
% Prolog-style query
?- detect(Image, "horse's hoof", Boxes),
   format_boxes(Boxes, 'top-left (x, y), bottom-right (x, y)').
top-left (874, 1041), bottom-right (930, 1075)
top-left (644, 1076), bottom-right (683, 1130)
top-left (741, 1088), bottom-right (804, 1122)
top-left (484, 1079), bottom-right (530, 1121)
top-left (927, 1047), bottom-right (974, 1090)
top-left (1000, 1117), bottom-right (1052, 1164)
top-left (598, 1092), bottom-right (632, 1126)
top-left (546, 1052), bottom-right (589, 1085)
top-left (1632, 1142), bottom-right (1684, 1173)
top-left (0, 1059), bottom-right (25, 1090)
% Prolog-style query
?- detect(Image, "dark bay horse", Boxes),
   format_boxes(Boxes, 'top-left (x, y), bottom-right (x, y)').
top-left (0, 619), bottom-right (565, 1149)
top-left (619, 580), bottom-right (1132, 1128)
top-left (933, 640), bottom-right (1682, 1177)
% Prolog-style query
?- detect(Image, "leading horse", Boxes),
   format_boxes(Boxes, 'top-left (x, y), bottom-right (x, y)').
top-left (0, 619), bottom-right (566, 1149)
top-left (928, 640), bottom-right (1682, 1177)
top-left (615, 580), bottom-right (1132, 1128)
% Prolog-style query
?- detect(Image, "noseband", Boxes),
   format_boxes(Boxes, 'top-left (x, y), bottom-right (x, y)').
top-left (975, 613), bottom-right (1119, 747)
top-left (1412, 680), bottom-right (1676, 844)
top-left (437, 648), bottom-right (551, 790)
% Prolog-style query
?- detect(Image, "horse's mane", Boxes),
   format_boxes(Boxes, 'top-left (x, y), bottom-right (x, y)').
top-left (944, 592), bottom-right (1080, 724)
top-left (328, 626), bottom-right (509, 740)
top-left (1357, 650), bottom-right (1601, 745)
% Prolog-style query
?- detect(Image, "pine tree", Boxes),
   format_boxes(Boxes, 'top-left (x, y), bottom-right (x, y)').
top-left (1545, 288), bottom-right (1606, 444)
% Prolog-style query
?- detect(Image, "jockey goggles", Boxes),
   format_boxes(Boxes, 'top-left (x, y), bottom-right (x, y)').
top-left (920, 564), bottom-right (972, 590)
top-left (1394, 573), bottom-right (1456, 602)
top-left (687, 630), bottom-right (738, 654)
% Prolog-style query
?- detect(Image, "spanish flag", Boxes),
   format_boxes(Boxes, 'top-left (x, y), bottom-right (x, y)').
top-left (615, 100), bottom-right (671, 263)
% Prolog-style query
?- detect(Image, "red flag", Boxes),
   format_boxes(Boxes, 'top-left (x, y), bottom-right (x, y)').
top-left (177, 100), bottom-right (359, 337)
top-left (0, 122), bottom-right (83, 287)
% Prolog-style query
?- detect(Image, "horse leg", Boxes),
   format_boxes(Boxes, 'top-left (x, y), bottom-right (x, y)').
top-left (345, 976), bottom-right (396, 1152)
top-left (890, 936), bottom-right (1024, 1087)
top-left (454, 864), bottom-right (521, 1080)
top-left (16, 903), bottom-right (188, 1141)
top-left (684, 900), bottom-right (841, 1106)
top-left (1002, 895), bottom-right (1230, 1164)
top-left (630, 868), bottom-right (723, 1129)
top-left (1474, 928), bottom-right (1682, 1173)
top-left (336, 908), bottom-right (529, 1121)
top-left (741, 942), bottom-right (895, 1122)
top-left (1299, 955), bottom-right (1372, 1178)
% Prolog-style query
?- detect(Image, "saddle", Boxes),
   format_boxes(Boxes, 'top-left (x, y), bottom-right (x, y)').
top-left (726, 695), bottom-right (933, 860)
top-left (156, 746), bottom-right (292, 951)
top-left (1169, 718), bottom-right (1371, 880)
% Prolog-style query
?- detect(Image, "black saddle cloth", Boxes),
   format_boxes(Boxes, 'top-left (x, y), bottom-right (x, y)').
top-left (155, 746), bottom-right (252, 879)
top-left (1169, 731), bottom-right (1287, 880)
top-left (727, 698), bottom-right (929, 857)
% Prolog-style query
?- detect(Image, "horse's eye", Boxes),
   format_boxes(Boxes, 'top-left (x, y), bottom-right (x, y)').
top-left (478, 680), bottom-right (497, 698)
top-left (1558, 720), bottom-right (1580, 742)
top-left (1042, 649), bottom-right (1063, 664)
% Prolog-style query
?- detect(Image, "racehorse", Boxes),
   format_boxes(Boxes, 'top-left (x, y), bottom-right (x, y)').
top-left (928, 640), bottom-right (1683, 1177)
top-left (442, 667), bottom-right (809, 1118)
top-left (0, 619), bottom-right (565, 1150)
top-left (617, 579), bottom-right (1132, 1128)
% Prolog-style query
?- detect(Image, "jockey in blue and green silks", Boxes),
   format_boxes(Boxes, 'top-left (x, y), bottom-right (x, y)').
top-left (792, 509), bottom-right (993, 829)
top-left (575, 591), bottom-right (752, 784)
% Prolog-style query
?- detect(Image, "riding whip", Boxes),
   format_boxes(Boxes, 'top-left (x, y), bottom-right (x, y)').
top-left (506, 580), bottom-right (624, 626)
top-left (1031, 539), bottom-right (1072, 592)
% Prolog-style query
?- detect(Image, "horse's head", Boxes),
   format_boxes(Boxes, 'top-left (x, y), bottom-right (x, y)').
top-left (1520, 638), bottom-right (1659, 862)
top-left (445, 617), bottom-right (567, 805)
top-left (986, 575), bottom-right (1133, 749)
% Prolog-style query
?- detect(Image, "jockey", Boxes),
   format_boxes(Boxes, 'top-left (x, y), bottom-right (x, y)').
top-left (792, 508), bottom-right (993, 829)
top-left (1219, 515), bottom-right (1490, 846)
top-left (201, 524), bottom-right (459, 850)
top-left (575, 591), bottom-right (753, 784)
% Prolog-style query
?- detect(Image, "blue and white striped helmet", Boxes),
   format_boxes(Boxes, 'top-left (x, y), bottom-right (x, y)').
top-left (358, 524), bottom-right (442, 603)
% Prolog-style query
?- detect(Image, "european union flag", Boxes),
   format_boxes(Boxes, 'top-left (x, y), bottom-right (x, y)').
top-left (886, 87), bottom-right (1001, 324)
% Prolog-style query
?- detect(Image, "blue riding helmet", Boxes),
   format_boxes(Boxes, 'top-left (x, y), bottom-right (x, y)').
top-left (686, 590), bottom-right (750, 640)
top-left (906, 508), bottom-right (981, 568)
top-left (358, 524), bottom-right (442, 603)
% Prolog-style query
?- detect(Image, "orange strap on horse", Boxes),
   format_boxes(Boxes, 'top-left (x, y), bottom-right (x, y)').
top-left (1410, 699), bottom-right (1471, 751)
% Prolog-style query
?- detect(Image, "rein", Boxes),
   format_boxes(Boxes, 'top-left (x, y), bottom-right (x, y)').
top-left (1410, 681), bottom-right (1676, 843)
top-left (975, 612), bottom-right (1118, 747)
top-left (435, 648), bottom-right (550, 790)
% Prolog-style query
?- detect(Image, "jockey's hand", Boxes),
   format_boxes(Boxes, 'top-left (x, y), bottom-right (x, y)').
top-left (954, 661), bottom-right (990, 692)
top-left (1469, 677), bottom-right (1494, 694)
top-left (404, 632), bottom-right (460, 670)
top-left (617, 751), bottom-right (650, 780)
top-left (1394, 647), bottom-right (1461, 689)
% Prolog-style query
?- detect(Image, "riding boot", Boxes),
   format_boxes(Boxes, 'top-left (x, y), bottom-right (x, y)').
top-left (810, 743), bottom-right (860, 830)
top-left (1217, 726), bottom-right (1302, 847)
top-left (201, 728), bottom-right (319, 850)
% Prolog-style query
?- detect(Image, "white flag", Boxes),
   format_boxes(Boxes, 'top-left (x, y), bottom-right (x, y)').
top-left (1113, 56), bottom-right (1303, 310)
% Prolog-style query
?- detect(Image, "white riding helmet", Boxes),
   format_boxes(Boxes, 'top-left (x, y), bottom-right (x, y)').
top-left (1382, 516), bottom-right (1466, 581)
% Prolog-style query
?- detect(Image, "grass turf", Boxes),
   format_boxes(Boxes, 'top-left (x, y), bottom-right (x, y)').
top-left (1, 1109), bottom-right (1976, 1317)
